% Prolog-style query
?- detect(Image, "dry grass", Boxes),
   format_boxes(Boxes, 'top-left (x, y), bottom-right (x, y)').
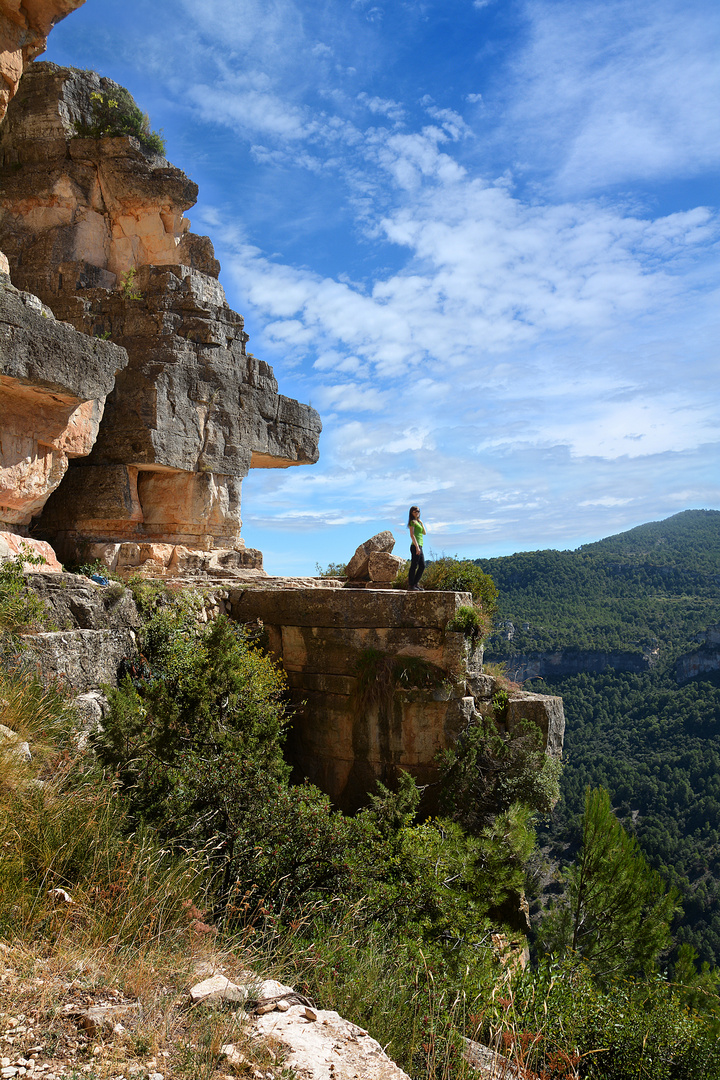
top-left (0, 939), bottom-right (291, 1080)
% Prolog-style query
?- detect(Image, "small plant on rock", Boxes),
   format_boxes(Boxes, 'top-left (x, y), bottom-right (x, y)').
top-left (74, 88), bottom-right (165, 155)
top-left (447, 603), bottom-right (487, 638)
top-left (119, 267), bottom-right (143, 300)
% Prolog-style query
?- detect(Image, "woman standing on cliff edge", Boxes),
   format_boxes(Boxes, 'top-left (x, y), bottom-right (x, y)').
top-left (407, 506), bottom-right (427, 591)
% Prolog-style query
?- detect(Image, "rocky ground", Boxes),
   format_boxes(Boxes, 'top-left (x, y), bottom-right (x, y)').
top-left (0, 943), bottom-right (413, 1080)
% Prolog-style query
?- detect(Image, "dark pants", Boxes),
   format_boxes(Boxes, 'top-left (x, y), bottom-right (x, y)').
top-left (409, 545), bottom-right (425, 588)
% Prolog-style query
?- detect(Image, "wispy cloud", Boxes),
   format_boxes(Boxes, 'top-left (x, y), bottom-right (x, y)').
top-left (503, 0), bottom-right (720, 192)
top-left (44, 0), bottom-right (720, 572)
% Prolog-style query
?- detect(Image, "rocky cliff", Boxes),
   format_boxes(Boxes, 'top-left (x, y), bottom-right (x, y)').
top-left (501, 647), bottom-right (654, 683)
top-left (675, 625), bottom-right (720, 684)
top-left (0, 63), bottom-right (320, 569)
top-left (0, 1), bottom-right (84, 119)
top-left (0, 276), bottom-right (126, 531)
top-left (0, 0), bottom-right (85, 276)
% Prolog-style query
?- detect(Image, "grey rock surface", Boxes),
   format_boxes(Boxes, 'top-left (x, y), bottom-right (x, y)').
top-left (25, 570), bottom-right (141, 631)
top-left (17, 571), bottom-right (140, 691)
top-left (0, 280), bottom-right (125, 398)
top-left (20, 627), bottom-right (136, 692)
top-left (0, 278), bottom-right (127, 525)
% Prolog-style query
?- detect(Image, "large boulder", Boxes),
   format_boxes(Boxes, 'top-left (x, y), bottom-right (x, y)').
top-left (368, 550), bottom-right (405, 583)
top-left (345, 531), bottom-right (396, 581)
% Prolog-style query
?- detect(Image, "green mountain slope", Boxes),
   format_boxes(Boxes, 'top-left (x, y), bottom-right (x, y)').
top-left (475, 509), bottom-right (720, 964)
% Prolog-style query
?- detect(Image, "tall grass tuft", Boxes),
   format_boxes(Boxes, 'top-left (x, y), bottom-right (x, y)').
top-left (0, 667), bottom-right (211, 952)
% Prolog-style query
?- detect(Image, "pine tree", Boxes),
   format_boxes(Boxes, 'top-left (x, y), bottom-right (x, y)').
top-left (540, 786), bottom-right (679, 980)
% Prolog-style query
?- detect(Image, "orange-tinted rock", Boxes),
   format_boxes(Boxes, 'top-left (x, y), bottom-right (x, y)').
top-left (0, 2), bottom-right (85, 122)
top-left (0, 529), bottom-right (61, 570)
top-left (0, 64), bottom-right (211, 289)
top-left (0, 279), bottom-right (126, 528)
top-left (0, 66), bottom-right (321, 561)
top-left (227, 588), bottom-right (563, 812)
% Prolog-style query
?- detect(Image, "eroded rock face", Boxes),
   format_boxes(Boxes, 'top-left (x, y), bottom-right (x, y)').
top-left (0, 2), bottom-right (85, 123)
top-left (228, 588), bottom-right (564, 813)
top-left (0, 64), bottom-right (321, 561)
top-left (0, 63), bottom-right (215, 289)
top-left (34, 262), bottom-right (320, 554)
top-left (0, 278), bottom-right (126, 528)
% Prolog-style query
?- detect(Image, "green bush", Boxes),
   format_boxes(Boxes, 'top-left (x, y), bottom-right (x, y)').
top-left (421, 556), bottom-right (499, 616)
top-left (447, 603), bottom-right (484, 637)
top-left (490, 959), bottom-right (720, 1080)
top-left (315, 560), bottom-right (348, 578)
top-left (74, 87), bottom-right (165, 155)
top-left (440, 714), bottom-right (562, 831)
top-left (0, 547), bottom-right (50, 657)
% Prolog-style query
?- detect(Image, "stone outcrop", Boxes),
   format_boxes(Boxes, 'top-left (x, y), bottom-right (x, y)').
top-left (498, 647), bottom-right (654, 683)
top-left (0, 2), bottom-right (84, 123)
top-left (0, 64), bottom-right (218, 292)
top-left (229, 587), bottom-right (564, 812)
top-left (0, 1), bottom-right (85, 274)
top-left (17, 569), bottom-right (140, 692)
top-left (252, 1002), bottom-right (412, 1080)
top-left (0, 277), bottom-right (127, 530)
top-left (0, 529), bottom-right (61, 569)
top-left (675, 625), bottom-right (720, 684)
top-left (0, 64), bottom-right (321, 565)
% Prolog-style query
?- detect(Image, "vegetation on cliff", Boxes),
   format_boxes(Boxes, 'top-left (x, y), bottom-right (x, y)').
top-left (73, 86), bottom-right (166, 155)
top-left (5, 572), bottom-right (720, 1078)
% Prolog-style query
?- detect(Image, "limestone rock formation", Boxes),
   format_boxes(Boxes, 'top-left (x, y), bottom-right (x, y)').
top-left (0, 64), bottom-right (321, 564)
top-left (0, 1), bottom-right (85, 273)
top-left (0, 64), bottom-right (218, 292)
top-left (675, 625), bottom-right (720, 683)
top-left (0, 2), bottom-right (84, 120)
top-left (0, 277), bottom-right (126, 528)
top-left (229, 587), bottom-right (564, 812)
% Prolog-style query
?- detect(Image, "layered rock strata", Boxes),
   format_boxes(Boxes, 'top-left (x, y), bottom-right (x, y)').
top-left (499, 647), bottom-right (654, 683)
top-left (18, 569), bottom-right (140, 692)
top-left (0, 64), bottom-right (321, 564)
top-left (0, 1), bottom-right (85, 273)
top-left (0, 277), bottom-right (126, 530)
top-left (0, 64), bottom-right (219, 292)
top-left (0, 2), bottom-right (84, 121)
top-left (229, 587), bottom-right (565, 813)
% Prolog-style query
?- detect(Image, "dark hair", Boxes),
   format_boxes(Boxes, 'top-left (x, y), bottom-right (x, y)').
top-left (407, 506), bottom-right (420, 526)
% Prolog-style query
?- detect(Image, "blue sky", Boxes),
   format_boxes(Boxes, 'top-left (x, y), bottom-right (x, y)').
top-left (44, 0), bottom-right (720, 575)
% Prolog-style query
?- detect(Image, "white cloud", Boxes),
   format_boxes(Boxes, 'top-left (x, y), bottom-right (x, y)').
top-left (504, 0), bottom-right (720, 192)
top-left (50, 0), bottom-right (720, 569)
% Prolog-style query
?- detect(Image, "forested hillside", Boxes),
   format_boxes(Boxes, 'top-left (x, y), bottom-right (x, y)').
top-left (476, 509), bottom-right (720, 964)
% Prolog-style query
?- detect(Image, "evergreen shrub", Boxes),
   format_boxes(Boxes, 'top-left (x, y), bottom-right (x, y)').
top-left (74, 88), bottom-right (165, 155)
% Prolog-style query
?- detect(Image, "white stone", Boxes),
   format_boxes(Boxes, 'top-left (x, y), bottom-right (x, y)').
top-left (188, 975), bottom-right (248, 1004)
top-left (220, 1046), bottom-right (246, 1067)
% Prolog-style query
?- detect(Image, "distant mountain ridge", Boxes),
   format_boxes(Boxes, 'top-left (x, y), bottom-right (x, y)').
top-left (474, 508), bottom-right (720, 964)
top-left (476, 509), bottom-right (720, 665)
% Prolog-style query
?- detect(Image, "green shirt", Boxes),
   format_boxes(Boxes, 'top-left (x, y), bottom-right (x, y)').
top-left (411, 521), bottom-right (424, 547)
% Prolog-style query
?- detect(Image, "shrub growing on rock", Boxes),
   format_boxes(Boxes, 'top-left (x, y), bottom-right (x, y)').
top-left (74, 87), bottom-right (165, 155)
